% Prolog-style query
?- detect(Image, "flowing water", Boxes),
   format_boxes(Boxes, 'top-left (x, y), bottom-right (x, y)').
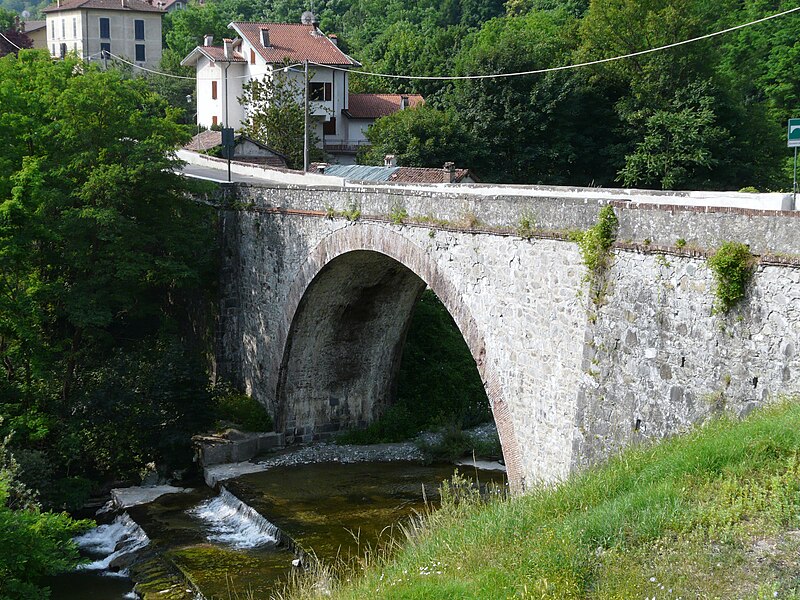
top-left (49, 460), bottom-right (505, 600)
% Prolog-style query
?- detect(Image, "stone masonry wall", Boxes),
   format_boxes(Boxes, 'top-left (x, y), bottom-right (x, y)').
top-left (216, 181), bottom-right (800, 490)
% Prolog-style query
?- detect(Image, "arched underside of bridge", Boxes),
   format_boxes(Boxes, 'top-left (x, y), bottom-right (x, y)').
top-left (273, 225), bottom-right (525, 489)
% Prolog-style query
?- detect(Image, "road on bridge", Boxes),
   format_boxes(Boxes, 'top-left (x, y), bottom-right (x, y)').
top-left (180, 161), bottom-right (278, 185)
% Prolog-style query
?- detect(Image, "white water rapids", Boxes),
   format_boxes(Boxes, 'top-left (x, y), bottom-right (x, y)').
top-left (189, 486), bottom-right (280, 550)
top-left (73, 513), bottom-right (150, 572)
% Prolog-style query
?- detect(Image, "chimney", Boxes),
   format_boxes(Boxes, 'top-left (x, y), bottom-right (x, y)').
top-left (121, 0), bottom-right (128, 8)
top-left (328, 33), bottom-right (338, 46)
top-left (260, 28), bottom-right (270, 47)
top-left (203, 34), bottom-right (213, 46)
top-left (223, 38), bottom-right (232, 59)
top-left (385, 155), bottom-right (397, 168)
top-left (443, 162), bottom-right (456, 183)
top-left (56, 0), bottom-right (60, 7)
top-left (400, 95), bottom-right (408, 110)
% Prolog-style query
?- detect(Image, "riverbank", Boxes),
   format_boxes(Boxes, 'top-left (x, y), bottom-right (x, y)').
top-left (283, 401), bottom-right (800, 599)
top-left (203, 423), bottom-right (502, 486)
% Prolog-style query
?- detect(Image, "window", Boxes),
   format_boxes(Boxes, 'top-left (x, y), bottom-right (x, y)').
top-left (99, 17), bottom-right (109, 39)
top-left (59, 42), bottom-right (67, 58)
top-left (323, 117), bottom-right (336, 135)
top-left (61, 18), bottom-right (65, 37)
top-left (211, 80), bottom-right (217, 99)
top-left (309, 82), bottom-right (332, 101)
top-left (250, 49), bottom-right (255, 64)
top-left (72, 17), bottom-right (76, 37)
top-left (212, 116), bottom-right (218, 126)
top-left (135, 44), bottom-right (145, 62)
top-left (100, 42), bottom-right (110, 58)
top-left (134, 19), bottom-right (144, 40)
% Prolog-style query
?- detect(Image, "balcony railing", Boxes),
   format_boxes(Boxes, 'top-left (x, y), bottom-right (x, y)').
top-left (323, 141), bottom-right (371, 154)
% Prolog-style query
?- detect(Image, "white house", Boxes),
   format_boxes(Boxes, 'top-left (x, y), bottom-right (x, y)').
top-left (42, 0), bottom-right (163, 69)
top-left (181, 13), bottom-right (360, 138)
top-left (181, 13), bottom-right (431, 164)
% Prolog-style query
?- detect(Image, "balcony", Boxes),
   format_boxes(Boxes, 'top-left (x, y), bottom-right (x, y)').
top-left (323, 140), bottom-right (371, 154)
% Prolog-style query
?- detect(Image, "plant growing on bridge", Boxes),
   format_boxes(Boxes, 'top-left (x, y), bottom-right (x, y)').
top-left (388, 205), bottom-right (409, 225)
top-left (516, 211), bottom-right (536, 239)
top-left (708, 241), bottom-right (755, 313)
top-left (574, 205), bottom-right (619, 273)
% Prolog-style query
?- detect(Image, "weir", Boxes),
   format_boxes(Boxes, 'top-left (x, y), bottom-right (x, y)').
top-left (213, 178), bottom-right (800, 491)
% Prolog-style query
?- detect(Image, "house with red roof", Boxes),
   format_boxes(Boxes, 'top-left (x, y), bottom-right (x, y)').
top-left (181, 12), bottom-right (425, 164)
top-left (181, 13), bottom-right (359, 139)
top-left (42, 0), bottom-right (163, 68)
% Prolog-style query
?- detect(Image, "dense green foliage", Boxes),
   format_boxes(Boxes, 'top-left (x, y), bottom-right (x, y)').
top-left (360, 105), bottom-right (469, 168)
top-left (0, 439), bottom-right (90, 600)
top-left (297, 400), bottom-right (800, 599)
top-left (213, 385), bottom-right (274, 432)
top-left (338, 290), bottom-right (490, 445)
top-left (158, 0), bottom-right (800, 188)
top-left (0, 50), bottom-right (218, 506)
top-left (574, 204), bottom-right (619, 272)
top-left (708, 241), bottom-right (755, 313)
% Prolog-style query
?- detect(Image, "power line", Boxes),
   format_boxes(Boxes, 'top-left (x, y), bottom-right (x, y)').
top-left (108, 52), bottom-right (196, 79)
top-left (0, 31), bottom-right (23, 51)
top-left (79, 4), bottom-right (800, 82)
top-left (107, 51), bottom-right (302, 80)
top-left (313, 4), bottom-right (800, 80)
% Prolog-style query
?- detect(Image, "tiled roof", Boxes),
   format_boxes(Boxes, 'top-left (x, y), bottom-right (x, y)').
top-left (199, 46), bottom-right (246, 62)
top-left (345, 94), bottom-right (424, 119)
top-left (317, 164), bottom-right (471, 184)
top-left (43, 0), bottom-right (164, 12)
top-left (23, 20), bottom-right (46, 32)
top-left (184, 131), bottom-right (288, 169)
top-left (230, 22), bottom-right (360, 66)
top-left (390, 166), bottom-right (471, 184)
top-left (184, 130), bottom-right (224, 152)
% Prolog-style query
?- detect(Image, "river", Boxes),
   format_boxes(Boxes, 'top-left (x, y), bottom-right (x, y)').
top-left (49, 460), bottom-right (505, 600)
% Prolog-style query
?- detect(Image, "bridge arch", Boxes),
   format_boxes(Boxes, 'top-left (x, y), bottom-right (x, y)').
top-left (273, 223), bottom-right (524, 488)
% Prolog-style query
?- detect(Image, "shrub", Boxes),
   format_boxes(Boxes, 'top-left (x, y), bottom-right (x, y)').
top-left (707, 242), bottom-right (755, 313)
top-left (213, 386), bottom-right (274, 432)
top-left (0, 440), bottom-right (91, 600)
top-left (574, 205), bottom-right (618, 272)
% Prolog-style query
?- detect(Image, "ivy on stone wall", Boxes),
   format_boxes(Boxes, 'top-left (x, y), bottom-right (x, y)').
top-left (707, 242), bottom-right (754, 313)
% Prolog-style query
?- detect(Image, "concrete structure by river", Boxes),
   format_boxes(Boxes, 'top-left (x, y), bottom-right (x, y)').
top-left (199, 157), bottom-right (800, 492)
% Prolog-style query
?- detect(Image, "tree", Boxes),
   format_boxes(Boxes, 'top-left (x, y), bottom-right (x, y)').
top-left (618, 81), bottom-right (729, 189)
top-left (446, 9), bottom-right (623, 184)
top-left (360, 105), bottom-right (472, 168)
top-left (0, 437), bottom-right (90, 600)
top-left (0, 50), bottom-right (216, 487)
top-left (239, 72), bottom-right (324, 169)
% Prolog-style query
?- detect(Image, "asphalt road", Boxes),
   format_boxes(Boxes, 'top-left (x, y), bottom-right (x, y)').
top-left (180, 161), bottom-right (276, 184)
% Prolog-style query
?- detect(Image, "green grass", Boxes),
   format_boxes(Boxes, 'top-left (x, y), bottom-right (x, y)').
top-left (284, 400), bottom-right (800, 599)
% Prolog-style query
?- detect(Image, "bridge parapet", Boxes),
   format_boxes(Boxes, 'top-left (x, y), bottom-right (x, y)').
top-left (215, 180), bottom-right (800, 491)
top-left (228, 181), bottom-right (799, 257)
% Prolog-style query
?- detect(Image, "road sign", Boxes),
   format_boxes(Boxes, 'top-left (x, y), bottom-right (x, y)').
top-left (221, 127), bottom-right (235, 159)
top-left (788, 119), bottom-right (800, 147)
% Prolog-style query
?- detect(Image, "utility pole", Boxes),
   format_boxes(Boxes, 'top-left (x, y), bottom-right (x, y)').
top-left (794, 146), bottom-right (798, 210)
top-left (304, 59), bottom-right (309, 173)
top-left (224, 61), bottom-right (231, 182)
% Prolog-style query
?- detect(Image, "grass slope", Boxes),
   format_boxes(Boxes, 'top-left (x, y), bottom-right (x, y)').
top-left (287, 401), bottom-right (800, 599)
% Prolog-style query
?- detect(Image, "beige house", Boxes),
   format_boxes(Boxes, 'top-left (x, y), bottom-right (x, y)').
top-left (21, 20), bottom-right (48, 49)
top-left (42, 0), bottom-right (163, 69)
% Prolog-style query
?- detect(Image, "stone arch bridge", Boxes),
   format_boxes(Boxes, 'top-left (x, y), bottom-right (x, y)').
top-left (214, 180), bottom-right (800, 491)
